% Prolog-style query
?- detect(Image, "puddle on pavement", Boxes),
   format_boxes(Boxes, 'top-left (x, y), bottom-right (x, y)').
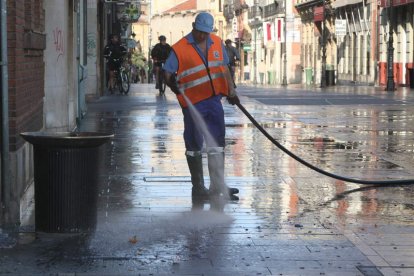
top-left (296, 137), bottom-right (358, 150)
top-left (88, 206), bottom-right (234, 258)
top-left (79, 89), bottom-right (414, 259)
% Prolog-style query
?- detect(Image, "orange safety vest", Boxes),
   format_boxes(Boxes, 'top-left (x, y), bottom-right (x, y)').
top-left (172, 34), bottom-right (229, 107)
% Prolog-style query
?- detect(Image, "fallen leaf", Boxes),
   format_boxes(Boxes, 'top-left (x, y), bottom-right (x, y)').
top-left (129, 235), bottom-right (138, 244)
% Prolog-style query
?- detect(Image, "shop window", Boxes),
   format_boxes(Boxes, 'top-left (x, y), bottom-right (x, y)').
top-left (360, 35), bottom-right (364, 75)
top-left (345, 34), bottom-right (351, 74)
top-left (339, 36), bottom-right (345, 74)
top-left (365, 3), bottom-right (371, 21)
top-left (355, 34), bottom-right (359, 75)
top-left (270, 49), bottom-right (274, 65)
top-left (310, 45), bottom-right (313, 67)
top-left (396, 15), bottom-right (406, 62)
top-left (380, 25), bottom-right (387, 61)
top-left (408, 11), bottom-right (414, 63)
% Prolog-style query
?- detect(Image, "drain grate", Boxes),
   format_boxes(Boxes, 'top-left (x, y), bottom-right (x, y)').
top-left (356, 266), bottom-right (384, 276)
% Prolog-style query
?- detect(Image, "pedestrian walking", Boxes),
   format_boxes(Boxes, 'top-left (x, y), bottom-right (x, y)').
top-left (164, 12), bottom-right (240, 201)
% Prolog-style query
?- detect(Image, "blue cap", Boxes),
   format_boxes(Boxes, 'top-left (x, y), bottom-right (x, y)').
top-left (194, 12), bottom-right (214, 33)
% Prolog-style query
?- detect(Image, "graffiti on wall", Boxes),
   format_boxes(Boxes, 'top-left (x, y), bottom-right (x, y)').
top-left (87, 32), bottom-right (97, 57)
top-left (53, 27), bottom-right (64, 62)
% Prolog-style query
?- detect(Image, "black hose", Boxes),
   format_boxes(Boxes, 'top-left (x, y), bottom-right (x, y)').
top-left (236, 102), bottom-right (414, 185)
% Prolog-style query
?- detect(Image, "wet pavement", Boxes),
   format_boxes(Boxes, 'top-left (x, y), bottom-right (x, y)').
top-left (1, 83), bottom-right (414, 275)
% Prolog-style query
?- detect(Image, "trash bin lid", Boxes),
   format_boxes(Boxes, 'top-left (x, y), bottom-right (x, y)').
top-left (20, 132), bottom-right (114, 148)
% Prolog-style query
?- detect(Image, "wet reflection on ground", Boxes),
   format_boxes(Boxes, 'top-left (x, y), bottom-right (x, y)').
top-left (235, 87), bottom-right (414, 233)
top-left (2, 84), bottom-right (414, 274)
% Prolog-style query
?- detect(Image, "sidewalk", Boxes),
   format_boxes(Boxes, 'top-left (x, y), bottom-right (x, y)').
top-left (1, 83), bottom-right (414, 275)
top-left (240, 81), bottom-right (414, 94)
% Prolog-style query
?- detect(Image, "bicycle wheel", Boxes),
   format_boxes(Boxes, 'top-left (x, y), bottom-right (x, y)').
top-left (120, 71), bottom-right (130, 94)
top-left (116, 73), bottom-right (122, 93)
top-left (158, 73), bottom-right (166, 94)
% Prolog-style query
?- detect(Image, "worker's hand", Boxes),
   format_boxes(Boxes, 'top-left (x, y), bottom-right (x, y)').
top-left (167, 80), bottom-right (181, 95)
top-left (170, 85), bottom-right (181, 95)
top-left (167, 74), bottom-right (181, 95)
top-left (227, 94), bottom-right (240, 105)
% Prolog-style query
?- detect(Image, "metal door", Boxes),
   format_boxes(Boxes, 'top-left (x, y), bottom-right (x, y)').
top-left (353, 32), bottom-right (357, 82)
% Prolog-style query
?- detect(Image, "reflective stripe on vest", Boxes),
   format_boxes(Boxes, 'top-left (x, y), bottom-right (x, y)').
top-left (176, 61), bottom-right (225, 82)
top-left (172, 34), bottom-right (229, 107)
top-left (179, 72), bottom-right (226, 90)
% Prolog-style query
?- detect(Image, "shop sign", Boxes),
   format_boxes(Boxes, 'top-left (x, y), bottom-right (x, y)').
top-left (335, 19), bottom-right (347, 36)
top-left (243, 44), bottom-right (251, 51)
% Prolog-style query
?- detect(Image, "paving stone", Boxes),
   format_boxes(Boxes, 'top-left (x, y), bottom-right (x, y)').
top-left (2, 84), bottom-right (414, 274)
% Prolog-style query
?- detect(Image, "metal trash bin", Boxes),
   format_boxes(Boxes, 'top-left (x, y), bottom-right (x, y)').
top-left (267, 71), bottom-right (276, 85)
top-left (20, 132), bottom-right (113, 233)
top-left (259, 73), bottom-right (264, 84)
top-left (325, 66), bottom-right (335, 86)
top-left (408, 68), bottom-right (414, 89)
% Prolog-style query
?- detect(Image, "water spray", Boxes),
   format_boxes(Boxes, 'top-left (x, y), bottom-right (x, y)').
top-left (236, 102), bottom-right (414, 186)
top-left (179, 89), bottom-right (229, 198)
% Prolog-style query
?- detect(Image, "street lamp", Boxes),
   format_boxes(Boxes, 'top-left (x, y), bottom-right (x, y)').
top-left (253, 23), bottom-right (257, 84)
top-left (252, 0), bottom-right (261, 85)
top-left (320, 2), bottom-right (327, 88)
top-left (282, 0), bottom-right (287, 86)
top-left (386, 0), bottom-right (395, 91)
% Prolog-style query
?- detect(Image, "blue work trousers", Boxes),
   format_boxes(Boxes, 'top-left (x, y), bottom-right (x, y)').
top-left (182, 95), bottom-right (225, 151)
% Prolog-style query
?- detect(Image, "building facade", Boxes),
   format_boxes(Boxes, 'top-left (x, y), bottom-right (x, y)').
top-left (333, 0), bottom-right (377, 85)
top-left (2, 0), bottom-right (45, 224)
top-left (1, 0), bottom-right (139, 227)
top-left (132, 0), bottom-right (151, 60)
top-left (223, 0), bottom-right (251, 83)
top-left (224, 0), bottom-right (302, 85)
top-left (1, 0), bottom-right (92, 226)
top-left (150, 0), bottom-right (227, 48)
top-left (378, 0), bottom-right (414, 87)
top-left (296, 0), bottom-right (336, 86)
top-left (296, 0), bottom-right (414, 87)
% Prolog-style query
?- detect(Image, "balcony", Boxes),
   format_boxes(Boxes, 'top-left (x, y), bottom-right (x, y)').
top-left (223, 5), bottom-right (235, 21)
top-left (264, 1), bottom-right (284, 18)
top-left (224, 0), bottom-right (249, 21)
top-left (248, 5), bottom-right (262, 19)
top-left (234, 0), bottom-right (249, 11)
top-left (249, 1), bottom-right (285, 20)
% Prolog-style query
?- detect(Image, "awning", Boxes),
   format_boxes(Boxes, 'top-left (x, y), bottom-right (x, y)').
top-left (314, 6), bottom-right (324, 22)
top-left (332, 0), bottom-right (361, 8)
